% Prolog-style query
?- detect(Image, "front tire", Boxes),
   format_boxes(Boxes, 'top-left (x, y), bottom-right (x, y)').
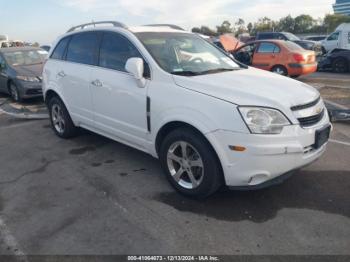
top-left (48, 96), bottom-right (78, 138)
top-left (332, 58), bottom-right (348, 73)
top-left (159, 127), bottom-right (223, 198)
top-left (9, 83), bottom-right (22, 102)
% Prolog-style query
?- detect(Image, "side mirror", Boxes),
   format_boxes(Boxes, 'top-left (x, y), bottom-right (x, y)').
top-left (0, 62), bottom-right (5, 70)
top-left (125, 57), bottom-right (146, 88)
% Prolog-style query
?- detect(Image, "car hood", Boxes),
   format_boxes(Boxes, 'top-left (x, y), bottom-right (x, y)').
top-left (172, 67), bottom-right (319, 112)
top-left (13, 63), bottom-right (43, 77)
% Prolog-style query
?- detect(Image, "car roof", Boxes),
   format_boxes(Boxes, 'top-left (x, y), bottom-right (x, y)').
top-left (0, 47), bottom-right (42, 53)
top-left (63, 26), bottom-right (189, 36)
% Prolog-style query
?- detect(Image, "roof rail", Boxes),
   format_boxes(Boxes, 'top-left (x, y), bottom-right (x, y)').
top-left (67, 21), bottom-right (127, 33)
top-left (144, 24), bottom-right (185, 31)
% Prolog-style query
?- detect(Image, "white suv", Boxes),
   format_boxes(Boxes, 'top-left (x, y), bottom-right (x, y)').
top-left (43, 21), bottom-right (331, 198)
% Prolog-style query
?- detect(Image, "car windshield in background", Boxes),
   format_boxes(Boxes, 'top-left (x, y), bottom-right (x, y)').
top-left (136, 32), bottom-right (240, 76)
top-left (284, 41), bottom-right (304, 51)
top-left (3, 50), bottom-right (48, 66)
top-left (284, 32), bottom-right (300, 41)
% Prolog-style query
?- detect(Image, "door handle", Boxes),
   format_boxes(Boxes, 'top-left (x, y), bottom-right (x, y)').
top-left (57, 71), bottom-right (66, 78)
top-left (91, 79), bottom-right (102, 87)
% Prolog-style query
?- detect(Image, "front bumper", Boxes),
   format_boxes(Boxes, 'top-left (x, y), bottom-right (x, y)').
top-left (17, 80), bottom-right (43, 98)
top-left (205, 111), bottom-right (331, 187)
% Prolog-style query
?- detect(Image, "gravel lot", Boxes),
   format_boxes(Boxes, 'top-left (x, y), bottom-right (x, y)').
top-left (0, 72), bottom-right (349, 260)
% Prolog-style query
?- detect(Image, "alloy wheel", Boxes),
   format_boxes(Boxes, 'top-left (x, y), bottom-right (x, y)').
top-left (51, 104), bottom-right (65, 134)
top-left (167, 141), bottom-right (204, 189)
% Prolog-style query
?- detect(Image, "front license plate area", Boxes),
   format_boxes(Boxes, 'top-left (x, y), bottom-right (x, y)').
top-left (314, 125), bottom-right (331, 149)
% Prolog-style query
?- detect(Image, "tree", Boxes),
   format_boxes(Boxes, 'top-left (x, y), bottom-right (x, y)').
top-left (278, 15), bottom-right (295, 32)
top-left (294, 14), bottom-right (315, 33)
top-left (235, 18), bottom-right (246, 35)
top-left (216, 21), bottom-right (232, 35)
top-left (253, 17), bottom-right (276, 34)
top-left (247, 22), bottom-right (253, 34)
top-left (324, 14), bottom-right (350, 33)
top-left (200, 26), bottom-right (217, 36)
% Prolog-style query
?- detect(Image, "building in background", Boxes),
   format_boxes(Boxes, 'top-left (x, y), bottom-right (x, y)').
top-left (333, 0), bottom-right (350, 15)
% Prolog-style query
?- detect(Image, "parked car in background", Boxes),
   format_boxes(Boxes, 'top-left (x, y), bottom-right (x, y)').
top-left (233, 40), bottom-right (317, 77)
top-left (43, 21), bottom-right (330, 198)
top-left (40, 45), bottom-right (51, 52)
top-left (321, 23), bottom-right (350, 53)
top-left (318, 48), bottom-right (350, 73)
top-left (0, 47), bottom-right (48, 101)
top-left (256, 32), bottom-right (323, 55)
top-left (212, 34), bottom-right (243, 53)
top-left (304, 36), bottom-right (327, 42)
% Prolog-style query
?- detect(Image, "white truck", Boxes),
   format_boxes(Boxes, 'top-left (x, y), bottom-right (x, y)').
top-left (322, 23), bottom-right (350, 52)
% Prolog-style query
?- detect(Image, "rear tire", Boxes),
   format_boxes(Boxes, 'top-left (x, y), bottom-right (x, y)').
top-left (48, 96), bottom-right (78, 138)
top-left (332, 58), bottom-right (348, 73)
top-left (159, 127), bottom-right (223, 198)
top-left (271, 65), bottom-right (288, 76)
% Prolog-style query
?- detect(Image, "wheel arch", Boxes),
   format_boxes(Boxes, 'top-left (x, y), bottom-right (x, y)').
top-left (154, 120), bottom-right (224, 181)
top-left (45, 89), bottom-right (60, 105)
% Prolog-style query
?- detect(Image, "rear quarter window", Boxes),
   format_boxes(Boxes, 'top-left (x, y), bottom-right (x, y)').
top-left (66, 32), bottom-right (99, 65)
top-left (51, 37), bottom-right (70, 60)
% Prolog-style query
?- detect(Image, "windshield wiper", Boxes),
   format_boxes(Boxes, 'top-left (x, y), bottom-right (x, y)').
top-left (197, 68), bottom-right (236, 75)
top-left (171, 71), bottom-right (199, 76)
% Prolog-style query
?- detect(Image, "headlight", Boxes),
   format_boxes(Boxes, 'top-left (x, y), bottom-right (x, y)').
top-left (239, 107), bottom-right (291, 134)
top-left (16, 76), bottom-right (40, 82)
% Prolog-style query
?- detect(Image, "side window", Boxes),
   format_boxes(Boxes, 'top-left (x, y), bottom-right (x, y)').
top-left (327, 32), bottom-right (339, 41)
top-left (51, 37), bottom-right (70, 60)
top-left (276, 34), bottom-right (286, 40)
top-left (99, 32), bottom-right (142, 72)
top-left (259, 34), bottom-right (272, 40)
top-left (257, 43), bottom-right (279, 53)
top-left (66, 32), bottom-right (99, 65)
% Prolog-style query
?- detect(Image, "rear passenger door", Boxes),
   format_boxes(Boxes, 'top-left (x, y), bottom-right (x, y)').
top-left (62, 32), bottom-right (99, 127)
top-left (91, 32), bottom-right (150, 149)
top-left (252, 42), bottom-right (280, 71)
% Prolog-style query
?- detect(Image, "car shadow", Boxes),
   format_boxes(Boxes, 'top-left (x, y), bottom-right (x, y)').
top-left (153, 170), bottom-right (350, 223)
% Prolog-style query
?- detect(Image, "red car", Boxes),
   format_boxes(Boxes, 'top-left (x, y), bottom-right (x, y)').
top-left (233, 40), bottom-right (317, 77)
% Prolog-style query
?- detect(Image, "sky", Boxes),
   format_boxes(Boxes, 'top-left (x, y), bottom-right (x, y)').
top-left (0, 0), bottom-right (334, 45)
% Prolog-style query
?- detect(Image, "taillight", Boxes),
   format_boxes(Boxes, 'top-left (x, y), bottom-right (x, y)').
top-left (293, 53), bottom-right (305, 63)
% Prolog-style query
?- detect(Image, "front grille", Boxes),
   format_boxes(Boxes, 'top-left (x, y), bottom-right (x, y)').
top-left (291, 97), bottom-right (320, 111)
top-left (298, 110), bottom-right (325, 127)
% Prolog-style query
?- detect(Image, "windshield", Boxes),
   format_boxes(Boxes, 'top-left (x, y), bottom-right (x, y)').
top-left (136, 32), bottom-right (240, 76)
top-left (3, 50), bottom-right (48, 66)
top-left (284, 32), bottom-right (300, 41)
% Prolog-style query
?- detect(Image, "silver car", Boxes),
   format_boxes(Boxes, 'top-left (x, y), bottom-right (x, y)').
top-left (0, 47), bottom-right (48, 102)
